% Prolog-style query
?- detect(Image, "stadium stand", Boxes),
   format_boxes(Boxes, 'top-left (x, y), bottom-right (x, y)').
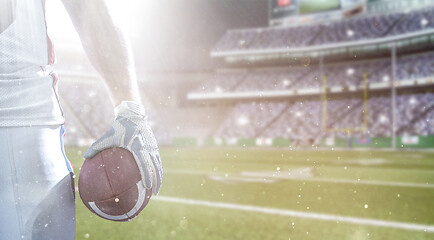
top-left (213, 92), bottom-right (433, 143)
top-left (194, 51), bottom-right (434, 94)
top-left (396, 93), bottom-right (434, 136)
top-left (214, 101), bottom-right (289, 139)
top-left (190, 3), bottom-right (434, 148)
top-left (213, 6), bottom-right (434, 52)
top-left (261, 100), bottom-right (322, 144)
top-left (197, 70), bottom-right (247, 93)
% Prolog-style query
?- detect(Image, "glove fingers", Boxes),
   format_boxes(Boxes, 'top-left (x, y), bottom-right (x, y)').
top-left (83, 148), bottom-right (100, 159)
top-left (83, 125), bottom-right (120, 159)
top-left (133, 150), bottom-right (153, 189)
top-left (139, 150), bottom-right (154, 190)
top-left (83, 136), bottom-right (108, 159)
top-left (149, 151), bottom-right (163, 195)
top-left (130, 136), bottom-right (154, 189)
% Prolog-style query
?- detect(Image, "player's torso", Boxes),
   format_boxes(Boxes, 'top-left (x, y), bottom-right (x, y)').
top-left (0, 0), bottom-right (63, 127)
top-left (0, 0), bottom-right (53, 75)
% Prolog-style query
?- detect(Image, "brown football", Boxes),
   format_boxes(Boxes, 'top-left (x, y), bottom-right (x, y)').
top-left (78, 147), bottom-right (152, 222)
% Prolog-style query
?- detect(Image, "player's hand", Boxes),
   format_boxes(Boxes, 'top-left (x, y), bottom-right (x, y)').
top-left (83, 101), bottom-right (163, 195)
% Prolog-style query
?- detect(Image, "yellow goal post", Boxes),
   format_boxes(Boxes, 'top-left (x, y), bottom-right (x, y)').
top-left (322, 72), bottom-right (368, 135)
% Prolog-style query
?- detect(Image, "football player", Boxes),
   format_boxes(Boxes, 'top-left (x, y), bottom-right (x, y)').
top-left (0, 1), bottom-right (162, 239)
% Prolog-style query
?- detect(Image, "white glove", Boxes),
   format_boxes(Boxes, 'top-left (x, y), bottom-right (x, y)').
top-left (83, 101), bottom-right (162, 195)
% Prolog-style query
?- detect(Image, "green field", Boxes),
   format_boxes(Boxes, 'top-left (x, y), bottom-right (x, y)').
top-left (67, 147), bottom-right (434, 240)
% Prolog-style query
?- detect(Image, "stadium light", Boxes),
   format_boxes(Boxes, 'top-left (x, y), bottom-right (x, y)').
top-left (379, 115), bottom-right (389, 123)
top-left (421, 18), bottom-right (429, 27)
top-left (237, 116), bottom-right (249, 126)
top-left (409, 97), bottom-right (418, 105)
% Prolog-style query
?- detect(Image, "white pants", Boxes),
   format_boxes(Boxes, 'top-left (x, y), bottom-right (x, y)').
top-left (0, 125), bottom-right (75, 240)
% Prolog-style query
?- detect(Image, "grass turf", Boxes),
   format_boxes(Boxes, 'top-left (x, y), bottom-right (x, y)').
top-left (66, 147), bottom-right (434, 240)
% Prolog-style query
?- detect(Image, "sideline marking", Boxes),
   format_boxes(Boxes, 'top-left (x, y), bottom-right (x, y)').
top-left (154, 196), bottom-right (434, 233)
top-left (165, 169), bottom-right (434, 189)
top-left (241, 171), bottom-right (434, 189)
top-left (341, 158), bottom-right (388, 165)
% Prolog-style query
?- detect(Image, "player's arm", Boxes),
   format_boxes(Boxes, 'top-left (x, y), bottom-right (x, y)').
top-left (60, 0), bottom-right (140, 106)
top-left (61, 0), bottom-right (162, 194)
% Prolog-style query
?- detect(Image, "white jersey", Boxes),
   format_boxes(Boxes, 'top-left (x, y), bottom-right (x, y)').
top-left (0, 0), bottom-right (64, 127)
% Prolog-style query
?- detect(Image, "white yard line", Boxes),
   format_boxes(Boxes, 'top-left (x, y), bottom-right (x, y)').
top-left (165, 169), bottom-right (434, 189)
top-left (241, 171), bottom-right (434, 189)
top-left (208, 175), bottom-right (277, 184)
top-left (165, 169), bottom-right (219, 175)
top-left (290, 177), bottom-right (434, 189)
top-left (154, 196), bottom-right (434, 233)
